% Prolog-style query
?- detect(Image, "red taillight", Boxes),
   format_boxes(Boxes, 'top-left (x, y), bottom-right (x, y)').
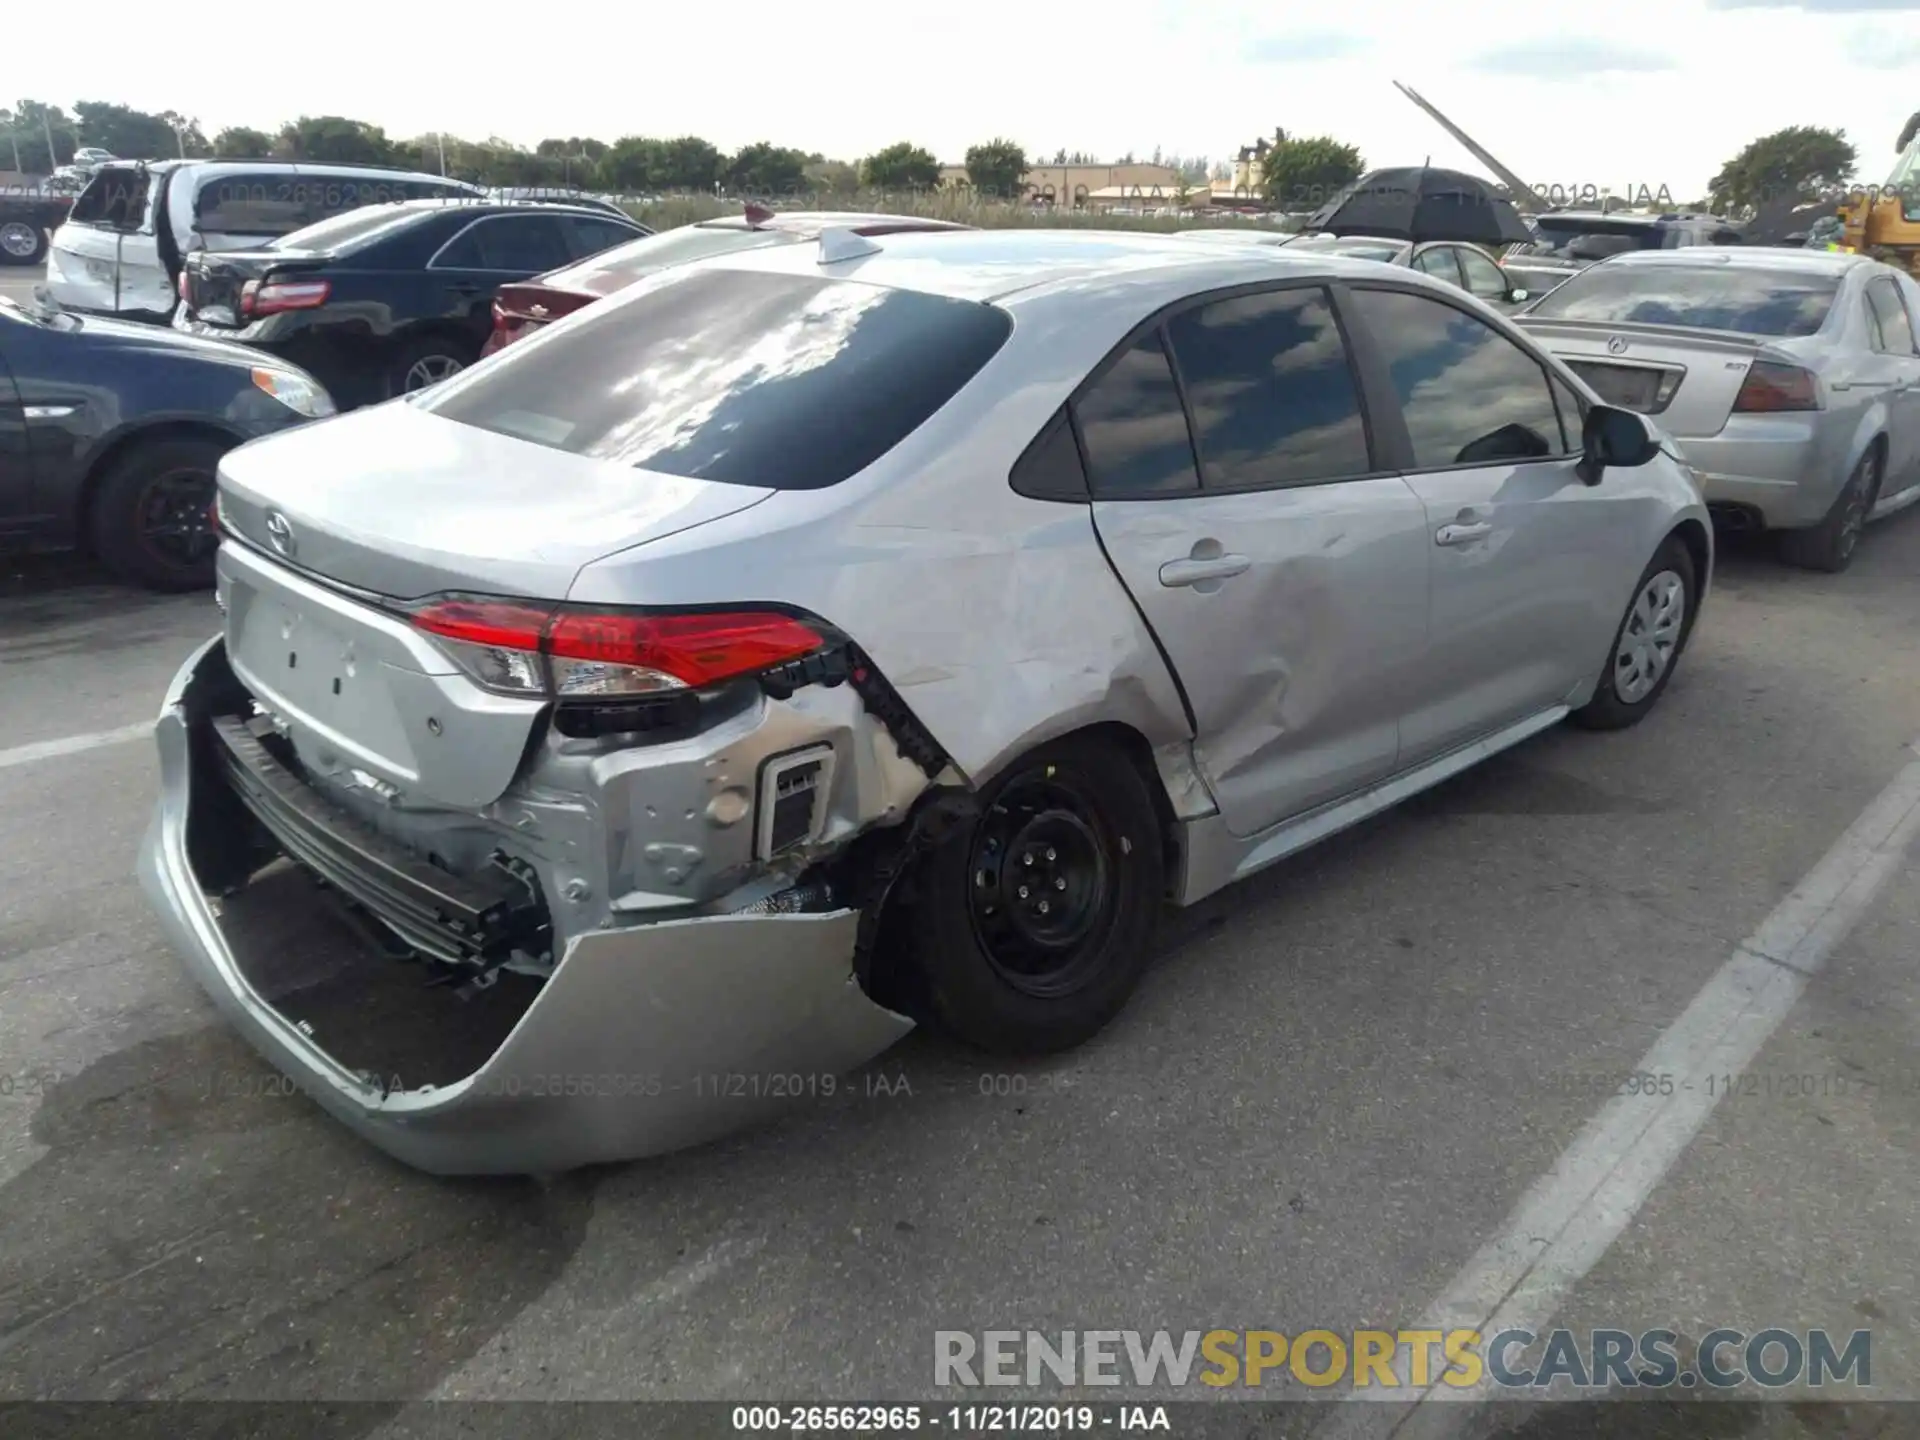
top-left (1733, 361), bottom-right (1819, 413)
top-left (405, 598), bottom-right (825, 697)
top-left (239, 277), bottom-right (331, 319)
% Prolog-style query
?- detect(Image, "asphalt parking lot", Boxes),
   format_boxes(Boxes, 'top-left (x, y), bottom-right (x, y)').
top-left (3, 251), bottom-right (1919, 1437)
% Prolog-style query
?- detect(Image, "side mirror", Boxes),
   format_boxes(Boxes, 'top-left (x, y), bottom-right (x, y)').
top-left (1576, 404), bottom-right (1661, 485)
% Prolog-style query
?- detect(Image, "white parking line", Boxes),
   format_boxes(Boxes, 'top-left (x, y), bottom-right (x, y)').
top-left (1318, 739), bottom-right (1920, 1440)
top-left (0, 721), bottom-right (154, 772)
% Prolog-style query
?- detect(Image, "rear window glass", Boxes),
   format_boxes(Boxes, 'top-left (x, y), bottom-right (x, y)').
top-left (193, 174), bottom-right (472, 235)
top-left (270, 205), bottom-right (425, 253)
top-left (421, 269), bottom-right (1013, 489)
top-left (68, 168), bottom-right (153, 229)
top-left (1527, 264), bottom-right (1841, 337)
top-left (1533, 219), bottom-right (1664, 256)
top-left (536, 224), bottom-right (791, 292)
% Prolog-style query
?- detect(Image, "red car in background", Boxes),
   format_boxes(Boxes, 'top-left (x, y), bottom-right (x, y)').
top-left (482, 204), bottom-right (973, 354)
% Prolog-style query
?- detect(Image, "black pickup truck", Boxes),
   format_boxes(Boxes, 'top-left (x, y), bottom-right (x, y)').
top-left (0, 184), bottom-right (76, 266)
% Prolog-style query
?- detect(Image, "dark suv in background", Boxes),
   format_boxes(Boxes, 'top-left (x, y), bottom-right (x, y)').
top-left (173, 200), bottom-right (649, 408)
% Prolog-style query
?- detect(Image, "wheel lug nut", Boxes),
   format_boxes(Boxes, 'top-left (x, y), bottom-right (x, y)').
top-left (1018, 885), bottom-right (1029, 899)
top-left (1023, 853), bottom-right (1033, 866)
top-left (1046, 848), bottom-right (1056, 861)
top-left (1038, 901), bottom-right (1050, 914)
top-left (1055, 878), bottom-right (1066, 890)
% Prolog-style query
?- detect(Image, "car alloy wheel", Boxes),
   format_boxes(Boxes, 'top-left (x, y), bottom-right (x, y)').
top-left (1833, 451), bottom-right (1877, 564)
top-left (1612, 568), bottom-right (1686, 705)
top-left (966, 768), bottom-right (1117, 999)
top-left (0, 221), bottom-right (39, 259)
top-left (403, 354), bottom-right (465, 391)
top-left (136, 466), bottom-right (219, 570)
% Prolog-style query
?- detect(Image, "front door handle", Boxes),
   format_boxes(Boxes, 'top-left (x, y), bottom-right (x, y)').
top-left (1436, 521), bottom-right (1492, 546)
top-left (1159, 554), bottom-right (1251, 587)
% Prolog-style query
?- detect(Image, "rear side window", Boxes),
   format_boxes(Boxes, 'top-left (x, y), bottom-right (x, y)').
top-left (1865, 277), bottom-right (1918, 355)
top-left (1164, 286), bottom-right (1371, 488)
top-left (422, 269), bottom-right (1013, 489)
top-left (1072, 330), bottom-right (1200, 497)
top-left (1347, 288), bottom-right (1568, 468)
top-left (433, 215), bottom-right (572, 271)
top-left (563, 215), bottom-right (643, 257)
top-left (1527, 264), bottom-right (1840, 337)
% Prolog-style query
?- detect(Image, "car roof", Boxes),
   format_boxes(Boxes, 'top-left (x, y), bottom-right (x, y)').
top-left (684, 226), bottom-right (1438, 304)
top-left (1601, 246), bottom-right (1867, 275)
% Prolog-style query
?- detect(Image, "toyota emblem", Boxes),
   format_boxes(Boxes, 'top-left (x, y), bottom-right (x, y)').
top-left (264, 510), bottom-right (295, 557)
top-left (1607, 336), bottom-right (1629, 355)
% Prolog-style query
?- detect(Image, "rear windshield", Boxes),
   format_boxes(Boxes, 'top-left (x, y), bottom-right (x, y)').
top-left (421, 268), bottom-right (1014, 489)
top-left (1527, 264), bottom-right (1841, 336)
top-left (193, 174), bottom-right (473, 236)
top-left (67, 168), bottom-right (153, 229)
top-left (536, 224), bottom-right (792, 292)
top-left (269, 205), bottom-right (428, 253)
top-left (1533, 219), bottom-right (1664, 255)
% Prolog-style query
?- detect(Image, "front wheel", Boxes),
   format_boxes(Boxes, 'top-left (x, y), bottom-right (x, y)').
top-left (88, 436), bottom-right (227, 591)
top-left (903, 737), bottom-right (1165, 1055)
top-left (1569, 535), bottom-right (1697, 731)
top-left (0, 219), bottom-right (48, 266)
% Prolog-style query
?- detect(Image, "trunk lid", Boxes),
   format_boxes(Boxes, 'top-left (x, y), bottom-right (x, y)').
top-left (215, 398), bottom-right (776, 601)
top-left (181, 246), bottom-right (326, 327)
top-left (486, 281), bottom-right (596, 352)
top-left (1516, 318), bottom-right (1790, 437)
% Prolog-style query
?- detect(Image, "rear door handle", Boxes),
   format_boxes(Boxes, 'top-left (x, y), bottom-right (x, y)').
top-left (1436, 522), bottom-right (1492, 546)
top-left (1159, 554), bottom-right (1251, 587)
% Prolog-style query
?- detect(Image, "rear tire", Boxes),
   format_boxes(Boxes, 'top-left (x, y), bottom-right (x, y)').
top-left (1569, 535), bottom-right (1697, 732)
top-left (385, 335), bottom-right (474, 399)
top-left (1778, 446), bottom-right (1881, 574)
top-left (904, 737), bottom-right (1164, 1056)
top-left (0, 219), bottom-right (47, 266)
top-left (88, 436), bottom-right (227, 591)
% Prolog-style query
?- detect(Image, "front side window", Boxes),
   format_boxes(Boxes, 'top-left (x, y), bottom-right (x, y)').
top-left (422, 268), bottom-right (1013, 490)
top-left (1457, 248), bottom-right (1510, 299)
top-left (1413, 248), bottom-right (1464, 286)
top-left (1072, 330), bottom-right (1201, 498)
top-left (1347, 288), bottom-right (1569, 468)
top-left (1163, 286), bottom-right (1372, 489)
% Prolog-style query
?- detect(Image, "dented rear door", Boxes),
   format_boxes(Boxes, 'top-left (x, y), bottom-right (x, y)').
top-left (1080, 288), bottom-right (1430, 840)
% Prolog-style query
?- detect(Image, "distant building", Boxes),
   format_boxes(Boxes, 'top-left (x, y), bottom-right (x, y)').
top-left (939, 161), bottom-right (1181, 206)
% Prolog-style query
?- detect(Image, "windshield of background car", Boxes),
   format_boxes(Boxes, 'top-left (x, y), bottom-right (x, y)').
top-left (1526, 264), bottom-right (1841, 336)
top-left (533, 224), bottom-right (796, 295)
top-left (66, 167), bottom-right (153, 230)
top-left (420, 268), bottom-right (1015, 489)
top-left (1286, 236), bottom-right (1406, 262)
top-left (1533, 218), bottom-right (1664, 255)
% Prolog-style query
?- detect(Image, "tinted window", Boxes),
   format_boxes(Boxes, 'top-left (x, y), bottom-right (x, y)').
top-left (537, 225), bottom-right (793, 292)
top-left (565, 216), bottom-right (642, 257)
top-left (1348, 288), bottom-right (1568, 468)
top-left (1164, 287), bottom-right (1370, 488)
top-left (271, 205), bottom-right (424, 253)
top-left (1072, 330), bottom-right (1200, 497)
top-left (1866, 278), bottom-right (1918, 355)
top-left (435, 215), bottom-right (571, 271)
top-left (1458, 248), bottom-right (1509, 299)
top-left (191, 173), bottom-right (471, 236)
top-left (1527, 264), bottom-right (1840, 337)
top-left (421, 269), bottom-right (1013, 490)
top-left (1009, 409), bottom-right (1089, 502)
top-left (1532, 219), bottom-right (1664, 256)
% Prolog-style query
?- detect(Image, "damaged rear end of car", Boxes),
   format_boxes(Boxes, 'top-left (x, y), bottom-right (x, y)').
top-left (138, 258), bottom-right (1030, 1175)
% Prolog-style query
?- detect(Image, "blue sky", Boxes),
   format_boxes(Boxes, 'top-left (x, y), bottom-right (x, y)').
top-left (10, 0), bottom-right (1918, 198)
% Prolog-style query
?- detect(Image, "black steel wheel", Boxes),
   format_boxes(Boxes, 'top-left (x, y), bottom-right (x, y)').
top-left (905, 736), bottom-right (1163, 1054)
top-left (89, 436), bottom-right (228, 590)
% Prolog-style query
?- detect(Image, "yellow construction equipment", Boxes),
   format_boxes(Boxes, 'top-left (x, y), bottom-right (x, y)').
top-left (1836, 114), bottom-right (1920, 275)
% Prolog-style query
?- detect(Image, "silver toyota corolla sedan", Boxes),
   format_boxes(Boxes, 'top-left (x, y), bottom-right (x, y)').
top-left (138, 228), bottom-right (1712, 1174)
top-left (1516, 248), bottom-right (1920, 572)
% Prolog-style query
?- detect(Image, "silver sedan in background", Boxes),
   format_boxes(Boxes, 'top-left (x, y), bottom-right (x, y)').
top-left (1176, 228), bottom-right (1540, 311)
top-left (1517, 248), bottom-right (1920, 571)
top-left (139, 229), bottom-right (1710, 1173)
